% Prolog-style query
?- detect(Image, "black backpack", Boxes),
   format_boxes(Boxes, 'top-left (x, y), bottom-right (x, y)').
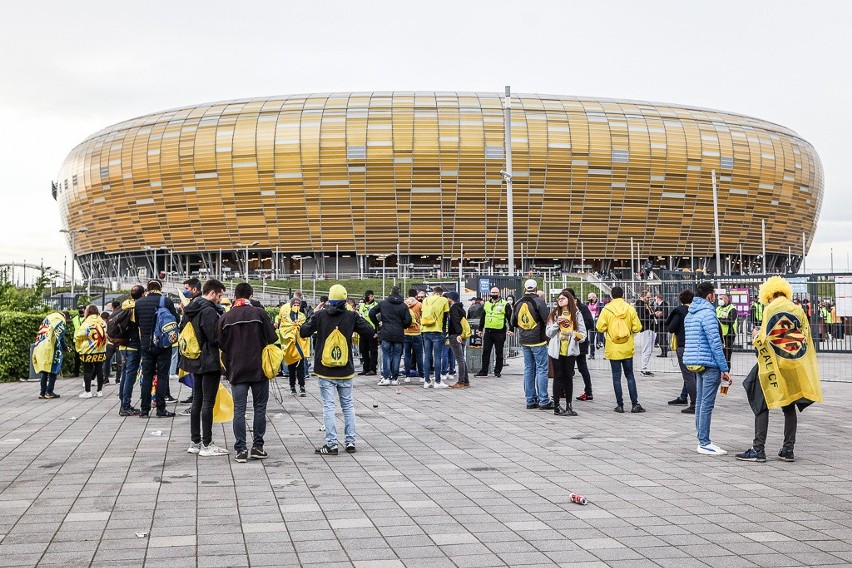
top-left (107, 308), bottom-right (132, 346)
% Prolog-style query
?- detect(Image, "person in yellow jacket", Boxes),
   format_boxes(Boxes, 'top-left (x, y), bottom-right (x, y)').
top-left (736, 277), bottom-right (822, 463)
top-left (595, 286), bottom-right (645, 413)
top-left (74, 304), bottom-right (108, 399)
top-left (32, 312), bottom-right (68, 399)
top-left (278, 298), bottom-right (310, 396)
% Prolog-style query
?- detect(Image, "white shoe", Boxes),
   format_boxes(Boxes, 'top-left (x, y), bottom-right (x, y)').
top-left (199, 443), bottom-right (229, 457)
top-left (446, 374), bottom-right (456, 382)
top-left (423, 381), bottom-right (432, 389)
top-left (169, 374), bottom-right (179, 380)
top-left (79, 391), bottom-right (93, 399)
top-left (441, 373), bottom-right (449, 381)
top-left (696, 444), bottom-right (728, 455)
top-left (433, 382), bottom-right (449, 389)
top-left (404, 377), bottom-right (411, 383)
top-left (390, 379), bottom-right (399, 386)
top-left (377, 378), bottom-right (391, 386)
top-left (95, 391), bottom-right (103, 397)
top-left (187, 442), bottom-right (202, 454)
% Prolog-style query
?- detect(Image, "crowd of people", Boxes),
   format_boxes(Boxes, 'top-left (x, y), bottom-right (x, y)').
top-left (31, 275), bottom-right (822, 463)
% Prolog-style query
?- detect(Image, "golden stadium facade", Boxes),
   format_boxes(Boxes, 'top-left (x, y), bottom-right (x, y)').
top-left (54, 92), bottom-right (823, 279)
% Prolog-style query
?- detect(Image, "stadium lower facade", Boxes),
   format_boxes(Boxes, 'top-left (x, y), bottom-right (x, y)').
top-left (54, 92), bottom-right (823, 281)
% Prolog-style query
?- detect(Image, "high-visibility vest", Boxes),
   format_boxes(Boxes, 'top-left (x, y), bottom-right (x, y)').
top-left (716, 304), bottom-right (738, 336)
top-left (483, 299), bottom-right (508, 330)
top-left (751, 301), bottom-right (763, 323)
top-left (359, 301), bottom-right (377, 328)
top-left (820, 307), bottom-right (833, 324)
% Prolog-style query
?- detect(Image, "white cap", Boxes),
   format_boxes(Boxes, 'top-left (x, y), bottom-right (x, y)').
top-left (524, 279), bottom-right (537, 291)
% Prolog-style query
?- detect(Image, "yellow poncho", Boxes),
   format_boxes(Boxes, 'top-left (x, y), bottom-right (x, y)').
top-left (277, 304), bottom-right (310, 365)
top-left (32, 313), bottom-right (66, 374)
top-left (753, 296), bottom-right (822, 409)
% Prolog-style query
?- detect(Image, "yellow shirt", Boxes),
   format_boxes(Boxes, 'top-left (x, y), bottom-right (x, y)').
top-left (420, 295), bottom-right (450, 333)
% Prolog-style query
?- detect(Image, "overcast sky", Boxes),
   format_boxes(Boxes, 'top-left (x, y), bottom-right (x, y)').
top-left (1, 1), bottom-right (850, 283)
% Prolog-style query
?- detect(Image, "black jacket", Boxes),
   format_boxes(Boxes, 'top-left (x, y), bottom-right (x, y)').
top-left (635, 299), bottom-right (656, 329)
top-left (448, 302), bottom-right (466, 337)
top-left (654, 300), bottom-right (670, 332)
top-left (665, 304), bottom-right (689, 349)
top-left (368, 294), bottom-right (412, 343)
top-left (134, 292), bottom-right (178, 349)
top-left (217, 304), bottom-right (277, 384)
top-left (300, 302), bottom-right (375, 379)
top-left (576, 301), bottom-right (595, 355)
top-left (467, 302), bottom-right (484, 327)
top-left (179, 297), bottom-right (222, 374)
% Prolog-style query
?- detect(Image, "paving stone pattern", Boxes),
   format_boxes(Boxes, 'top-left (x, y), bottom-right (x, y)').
top-left (0, 351), bottom-right (851, 567)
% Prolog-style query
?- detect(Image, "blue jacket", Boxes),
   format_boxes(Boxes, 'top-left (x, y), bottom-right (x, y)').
top-left (683, 297), bottom-right (729, 372)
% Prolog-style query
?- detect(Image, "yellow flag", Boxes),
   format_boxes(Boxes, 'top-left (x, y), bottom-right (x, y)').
top-left (753, 297), bottom-right (822, 409)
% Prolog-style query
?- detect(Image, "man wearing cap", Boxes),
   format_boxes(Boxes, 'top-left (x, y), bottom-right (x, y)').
top-left (476, 287), bottom-right (513, 378)
top-left (512, 280), bottom-right (553, 410)
top-left (300, 284), bottom-right (375, 455)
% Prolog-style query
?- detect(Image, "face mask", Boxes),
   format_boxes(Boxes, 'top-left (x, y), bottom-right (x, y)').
top-left (491, 294), bottom-right (499, 300)
top-left (182, 290), bottom-right (192, 298)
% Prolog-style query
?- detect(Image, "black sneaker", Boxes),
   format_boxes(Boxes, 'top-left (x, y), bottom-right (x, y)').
top-left (250, 447), bottom-right (268, 459)
top-left (539, 401), bottom-right (555, 410)
top-left (357, 370), bottom-right (369, 376)
top-left (119, 407), bottom-right (140, 417)
top-left (640, 371), bottom-right (654, 377)
top-left (631, 404), bottom-right (646, 413)
top-left (474, 372), bottom-right (488, 377)
top-left (614, 405), bottom-right (624, 413)
top-left (315, 444), bottom-right (339, 455)
top-left (165, 395), bottom-right (176, 402)
top-left (235, 450), bottom-right (248, 463)
top-left (778, 448), bottom-right (795, 462)
top-left (681, 406), bottom-right (695, 414)
top-left (668, 397), bottom-right (688, 405)
top-left (299, 388), bottom-right (307, 397)
top-left (365, 371), bottom-right (377, 376)
top-left (139, 412), bottom-right (150, 418)
top-left (156, 410), bottom-right (176, 418)
top-left (180, 396), bottom-right (193, 404)
top-left (290, 389), bottom-right (297, 396)
top-left (47, 392), bottom-right (60, 398)
top-left (526, 403), bottom-right (539, 409)
top-left (38, 393), bottom-right (47, 399)
top-left (494, 372), bottom-right (501, 378)
top-left (345, 443), bottom-right (356, 453)
top-left (735, 448), bottom-right (766, 462)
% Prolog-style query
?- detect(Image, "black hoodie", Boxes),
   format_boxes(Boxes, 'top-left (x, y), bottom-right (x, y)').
top-left (368, 294), bottom-right (413, 343)
top-left (300, 302), bottom-right (375, 379)
top-left (179, 296), bottom-right (222, 374)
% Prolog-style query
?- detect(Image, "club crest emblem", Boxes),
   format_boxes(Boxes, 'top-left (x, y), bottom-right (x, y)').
top-left (765, 311), bottom-right (807, 360)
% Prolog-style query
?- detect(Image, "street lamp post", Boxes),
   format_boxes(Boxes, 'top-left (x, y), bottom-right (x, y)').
top-left (236, 241), bottom-right (259, 280)
top-left (59, 227), bottom-right (88, 299)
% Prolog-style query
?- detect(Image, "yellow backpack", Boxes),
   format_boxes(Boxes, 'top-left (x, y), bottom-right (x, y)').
top-left (321, 327), bottom-right (349, 368)
top-left (178, 321), bottom-right (202, 360)
top-left (421, 297), bottom-right (437, 327)
top-left (460, 317), bottom-right (472, 340)
top-left (262, 344), bottom-right (284, 379)
top-left (606, 310), bottom-right (631, 344)
top-left (516, 301), bottom-right (538, 331)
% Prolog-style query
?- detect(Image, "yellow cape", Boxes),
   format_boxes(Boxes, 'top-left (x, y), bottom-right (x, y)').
top-left (753, 296), bottom-right (822, 409)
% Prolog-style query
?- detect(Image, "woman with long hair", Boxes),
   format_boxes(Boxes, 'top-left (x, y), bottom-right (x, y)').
top-left (74, 304), bottom-right (108, 398)
top-left (545, 289), bottom-right (586, 415)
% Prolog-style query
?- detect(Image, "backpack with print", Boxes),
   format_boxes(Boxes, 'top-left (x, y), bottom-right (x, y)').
top-left (321, 326), bottom-right (349, 368)
top-left (152, 295), bottom-right (179, 350)
top-left (605, 308), bottom-right (631, 344)
top-left (178, 320), bottom-right (202, 360)
top-left (515, 301), bottom-right (539, 331)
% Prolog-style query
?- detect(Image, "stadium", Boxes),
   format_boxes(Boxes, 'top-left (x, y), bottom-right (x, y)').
top-left (54, 92), bottom-right (823, 281)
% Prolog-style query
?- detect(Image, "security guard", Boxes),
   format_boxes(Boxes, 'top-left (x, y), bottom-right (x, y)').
top-left (475, 287), bottom-right (513, 377)
top-left (716, 294), bottom-right (738, 365)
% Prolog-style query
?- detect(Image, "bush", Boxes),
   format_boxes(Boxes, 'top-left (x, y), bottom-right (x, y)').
top-left (0, 311), bottom-right (50, 382)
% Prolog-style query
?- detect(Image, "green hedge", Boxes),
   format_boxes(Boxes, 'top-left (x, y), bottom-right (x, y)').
top-left (0, 311), bottom-right (49, 382)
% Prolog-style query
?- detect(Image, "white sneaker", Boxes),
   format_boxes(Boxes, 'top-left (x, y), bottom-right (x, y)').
top-left (377, 378), bottom-right (391, 386)
top-left (423, 381), bottom-right (432, 389)
top-left (199, 443), bottom-right (229, 457)
top-left (696, 444), bottom-right (728, 455)
top-left (187, 442), bottom-right (202, 454)
top-left (404, 377), bottom-right (410, 383)
top-left (441, 373), bottom-right (449, 381)
top-left (79, 391), bottom-right (93, 399)
top-left (390, 379), bottom-right (399, 386)
top-left (446, 374), bottom-right (456, 382)
top-left (95, 391), bottom-right (103, 398)
top-left (433, 382), bottom-right (449, 389)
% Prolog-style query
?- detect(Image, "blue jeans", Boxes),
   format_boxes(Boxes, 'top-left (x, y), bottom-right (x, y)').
top-left (119, 347), bottom-right (140, 409)
top-left (232, 381), bottom-right (269, 452)
top-left (381, 341), bottom-right (403, 380)
top-left (422, 332), bottom-right (445, 384)
top-left (522, 344), bottom-right (550, 405)
top-left (318, 378), bottom-right (355, 447)
top-left (610, 358), bottom-right (638, 407)
top-left (695, 367), bottom-right (721, 447)
top-left (403, 335), bottom-right (423, 377)
top-left (169, 346), bottom-right (178, 376)
top-left (442, 342), bottom-right (455, 374)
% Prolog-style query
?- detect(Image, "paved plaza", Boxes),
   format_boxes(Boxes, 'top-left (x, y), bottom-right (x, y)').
top-left (0, 352), bottom-right (851, 567)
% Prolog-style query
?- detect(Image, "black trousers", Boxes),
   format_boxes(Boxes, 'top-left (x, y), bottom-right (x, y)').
top-left (140, 346), bottom-right (171, 414)
top-left (576, 354), bottom-right (592, 396)
top-left (289, 360), bottom-right (306, 389)
top-left (551, 355), bottom-right (576, 407)
top-left (40, 372), bottom-right (57, 396)
top-left (83, 361), bottom-right (104, 392)
top-left (360, 334), bottom-right (378, 373)
top-left (754, 403), bottom-right (797, 452)
top-left (479, 329), bottom-right (506, 374)
top-left (191, 372), bottom-right (221, 446)
top-left (657, 331), bottom-right (669, 356)
top-left (722, 335), bottom-right (734, 365)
